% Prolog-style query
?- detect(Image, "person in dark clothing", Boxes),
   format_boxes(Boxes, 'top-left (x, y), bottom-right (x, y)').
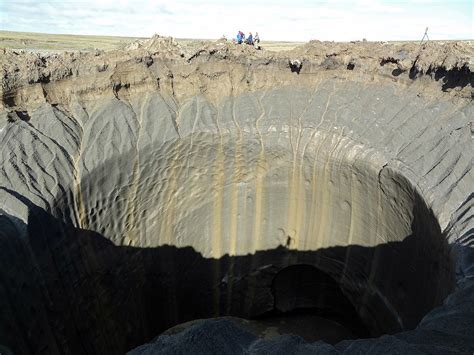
top-left (247, 32), bottom-right (253, 45)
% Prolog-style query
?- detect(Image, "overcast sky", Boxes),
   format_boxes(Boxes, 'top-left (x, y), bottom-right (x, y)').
top-left (1, 0), bottom-right (472, 41)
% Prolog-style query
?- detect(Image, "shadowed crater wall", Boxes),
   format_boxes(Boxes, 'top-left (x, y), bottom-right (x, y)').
top-left (0, 188), bottom-right (454, 353)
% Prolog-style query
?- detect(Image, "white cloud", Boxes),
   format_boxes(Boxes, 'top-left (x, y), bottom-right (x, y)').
top-left (0, 0), bottom-right (472, 41)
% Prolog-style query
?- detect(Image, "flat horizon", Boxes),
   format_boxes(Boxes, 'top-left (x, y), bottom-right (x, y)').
top-left (1, 30), bottom-right (472, 44)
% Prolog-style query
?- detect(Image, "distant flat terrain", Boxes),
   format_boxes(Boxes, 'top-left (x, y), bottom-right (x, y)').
top-left (0, 30), bottom-right (147, 52)
top-left (0, 30), bottom-right (305, 52)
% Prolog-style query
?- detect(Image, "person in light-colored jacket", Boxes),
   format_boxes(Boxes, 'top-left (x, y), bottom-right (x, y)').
top-left (254, 32), bottom-right (260, 43)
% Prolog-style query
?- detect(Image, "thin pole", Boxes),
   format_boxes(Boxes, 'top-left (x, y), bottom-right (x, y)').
top-left (420, 27), bottom-right (429, 46)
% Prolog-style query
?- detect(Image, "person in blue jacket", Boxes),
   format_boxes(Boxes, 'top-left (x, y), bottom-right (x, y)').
top-left (247, 32), bottom-right (253, 45)
top-left (236, 31), bottom-right (243, 44)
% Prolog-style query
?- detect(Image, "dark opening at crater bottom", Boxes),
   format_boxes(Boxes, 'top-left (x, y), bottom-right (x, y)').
top-left (163, 263), bottom-right (370, 345)
top-left (239, 263), bottom-right (370, 344)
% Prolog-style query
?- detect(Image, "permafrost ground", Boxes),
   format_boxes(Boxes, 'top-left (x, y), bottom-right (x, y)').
top-left (0, 37), bottom-right (473, 354)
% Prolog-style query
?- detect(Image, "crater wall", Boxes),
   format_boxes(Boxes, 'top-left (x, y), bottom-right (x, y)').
top-left (0, 40), bottom-right (472, 354)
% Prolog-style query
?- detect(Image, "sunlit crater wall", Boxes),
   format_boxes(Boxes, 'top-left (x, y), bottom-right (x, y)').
top-left (52, 82), bottom-right (457, 334)
top-left (70, 85), bottom-right (437, 254)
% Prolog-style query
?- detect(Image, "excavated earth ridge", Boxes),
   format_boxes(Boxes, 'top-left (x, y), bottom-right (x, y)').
top-left (0, 37), bottom-right (473, 354)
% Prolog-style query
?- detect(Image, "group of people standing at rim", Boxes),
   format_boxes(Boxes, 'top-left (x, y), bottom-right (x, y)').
top-left (234, 31), bottom-right (260, 45)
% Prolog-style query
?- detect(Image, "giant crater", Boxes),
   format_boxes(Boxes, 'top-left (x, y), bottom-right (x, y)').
top-left (0, 39), bottom-right (473, 354)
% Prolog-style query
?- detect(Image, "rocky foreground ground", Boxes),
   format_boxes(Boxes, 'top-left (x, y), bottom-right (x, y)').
top-left (0, 36), bottom-right (473, 354)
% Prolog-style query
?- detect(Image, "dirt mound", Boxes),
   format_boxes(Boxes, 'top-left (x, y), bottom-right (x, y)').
top-left (125, 33), bottom-right (184, 56)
